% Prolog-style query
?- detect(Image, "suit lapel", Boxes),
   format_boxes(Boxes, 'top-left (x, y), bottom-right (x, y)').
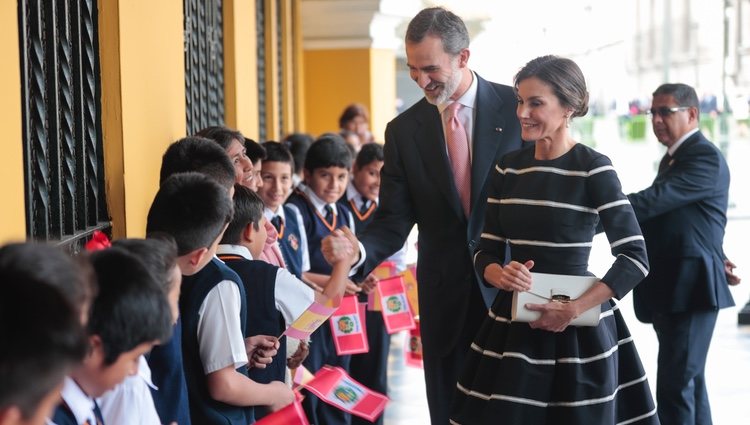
top-left (658, 131), bottom-right (703, 179)
top-left (471, 76), bottom-right (507, 215)
top-left (413, 101), bottom-right (465, 219)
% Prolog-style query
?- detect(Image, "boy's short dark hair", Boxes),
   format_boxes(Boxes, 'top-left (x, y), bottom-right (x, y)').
top-left (194, 125), bottom-right (245, 151)
top-left (221, 184), bottom-right (264, 245)
top-left (0, 278), bottom-right (88, 419)
top-left (355, 143), bottom-right (384, 169)
top-left (245, 138), bottom-right (267, 163)
top-left (262, 141), bottom-right (294, 170)
top-left (88, 248), bottom-right (173, 365)
top-left (147, 172), bottom-right (234, 256)
top-left (160, 136), bottom-right (235, 190)
top-left (282, 133), bottom-right (313, 174)
top-left (0, 242), bottom-right (96, 322)
top-left (304, 133), bottom-right (352, 172)
top-left (112, 236), bottom-right (179, 294)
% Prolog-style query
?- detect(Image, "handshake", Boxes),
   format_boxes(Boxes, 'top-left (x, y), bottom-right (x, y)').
top-left (321, 226), bottom-right (361, 267)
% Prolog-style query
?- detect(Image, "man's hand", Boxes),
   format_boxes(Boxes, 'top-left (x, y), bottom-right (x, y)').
top-left (360, 273), bottom-right (379, 294)
top-left (321, 229), bottom-right (355, 265)
top-left (725, 259), bottom-right (742, 286)
top-left (244, 335), bottom-right (279, 369)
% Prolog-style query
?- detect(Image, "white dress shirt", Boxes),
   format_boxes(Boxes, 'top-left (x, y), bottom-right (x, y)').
top-left (97, 356), bottom-right (160, 425)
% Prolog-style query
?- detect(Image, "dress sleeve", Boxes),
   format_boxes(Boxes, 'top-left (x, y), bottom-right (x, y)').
top-left (474, 162), bottom-right (507, 282)
top-left (587, 155), bottom-right (649, 299)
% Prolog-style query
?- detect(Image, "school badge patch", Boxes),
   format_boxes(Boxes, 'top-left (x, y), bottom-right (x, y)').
top-left (287, 234), bottom-right (299, 251)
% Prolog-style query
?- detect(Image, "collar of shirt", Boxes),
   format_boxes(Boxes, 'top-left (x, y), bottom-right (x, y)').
top-left (345, 182), bottom-right (379, 208)
top-left (136, 355), bottom-right (158, 390)
top-left (668, 127), bottom-right (699, 156)
top-left (263, 206), bottom-right (286, 223)
top-left (60, 377), bottom-right (96, 425)
top-left (300, 184), bottom-right (338, 217)
top-left (216, 244), bottom-right (253, 260)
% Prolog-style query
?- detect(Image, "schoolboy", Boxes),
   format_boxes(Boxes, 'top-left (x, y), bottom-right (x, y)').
top-left (245, 138), bottom-right (266, 192)
top-left (340, 143), bottom-right (407, 425)
top-left (51, 248), bottom-right (173, 425)
top-left (285, 134), bottom-right (361, 425)
top-left (147, 137), bottom-right (237, 425)
top-left (0, 242), bottom-right (96, 325)
top-left (147, 172), bottom-right (294, 424)
top-left (98, 237), bottom-right (182, 425)
top-left (258, 141), bottom-right (309, 279)
top-left (0, 248), bottom-right (88, 425)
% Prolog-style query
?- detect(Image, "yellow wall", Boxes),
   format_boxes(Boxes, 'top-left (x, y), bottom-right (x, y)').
top-left (0, 1), bottom-right (27, 243)
top-left (303, 49), bottom-right (372, 136)
top-left (368, 48), bottom-right (396, 143)
top-left (224, 0), bottom-right (259, 137)
top-left (302, 48), bottom-right (396, 141)
top-left (100, 0), bottom-right (187, 238)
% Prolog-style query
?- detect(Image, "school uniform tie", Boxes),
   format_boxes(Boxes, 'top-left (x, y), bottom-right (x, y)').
top-left (445, 101), bottom-right (471, 216)
top-left (360, 199), bottom-right (371, 214)
top-left (271, 215), bottom-right (283, 232)
top-left (324, 204), bottom-right (335, 226)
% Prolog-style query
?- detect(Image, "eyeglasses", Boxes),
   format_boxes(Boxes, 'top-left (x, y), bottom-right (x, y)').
top-left (646, 106), bottom-right (690, 117)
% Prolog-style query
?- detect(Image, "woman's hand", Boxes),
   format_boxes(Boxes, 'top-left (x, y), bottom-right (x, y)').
top-left (526, 301), bottom-right (580, 332)
top-left (483, 260), bottom-right (535, 291)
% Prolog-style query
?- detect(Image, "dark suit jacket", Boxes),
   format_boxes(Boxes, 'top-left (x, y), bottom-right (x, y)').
top-left (628, 130), bottom-right (734, 322)
top-left (356, 74), bottom-right (522, 356)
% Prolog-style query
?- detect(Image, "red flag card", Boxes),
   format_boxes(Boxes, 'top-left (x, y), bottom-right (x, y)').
top-left (330, 295), bottom-right (369, 355)
top-left (377, 276), bottom-right (416, 334)
top-left (254, 397), bottom-right (309, 425)
top-left (404, 318), bottom-right (423, 369)
top-left (304, 366), bottom-right (388, 422)
top-left (372, 261), bottom-right (396, 279)
top-left (282, 300), bottom-right (337, 340)
top-left (401, 264), bottom-right (419, 316)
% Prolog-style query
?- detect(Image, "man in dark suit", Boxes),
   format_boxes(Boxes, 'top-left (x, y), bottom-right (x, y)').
top-left (324, 7), bottom-right (522, 424)
top-left (628, 83), bottom-right (740, 425)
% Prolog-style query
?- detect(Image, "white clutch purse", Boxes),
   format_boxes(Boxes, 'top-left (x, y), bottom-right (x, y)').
top-left (511, 272), bottom-right (602, 327)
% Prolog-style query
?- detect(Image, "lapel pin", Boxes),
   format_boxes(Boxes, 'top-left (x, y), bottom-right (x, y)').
top-left (495, 127), bottom-right (503, 132)
top-left (668, 159), bottom-right (674, 167)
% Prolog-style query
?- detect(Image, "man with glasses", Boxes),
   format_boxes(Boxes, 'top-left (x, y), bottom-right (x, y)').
top-left (628, 83), bottom-right (741, 425)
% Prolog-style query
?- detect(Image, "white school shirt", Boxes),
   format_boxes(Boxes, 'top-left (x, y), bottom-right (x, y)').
top-left (197, 257), bottom-right (248, 374)
top-left (97, 356), bottom-right (160, 425)
top-left (264, 205), bottom-right (311, 272)
top-left (53, 377), bottom-right (98, 425)
top-left (216, 244), bottom-right (314, 326)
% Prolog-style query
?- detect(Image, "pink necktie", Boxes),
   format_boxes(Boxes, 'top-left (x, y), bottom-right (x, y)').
top-left (445, 102), bottom-right (471, 216)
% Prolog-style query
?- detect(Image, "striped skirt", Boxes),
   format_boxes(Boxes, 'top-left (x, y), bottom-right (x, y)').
top-left (450, 292), bottom-right (659, 425)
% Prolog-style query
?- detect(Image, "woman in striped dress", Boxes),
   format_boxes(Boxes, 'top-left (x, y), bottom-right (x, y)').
top-left (450, 56), bottom-right (659, 425)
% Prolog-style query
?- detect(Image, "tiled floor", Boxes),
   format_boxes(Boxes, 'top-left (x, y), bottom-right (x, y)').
top-left (382, 132), bottom-right (750, 425)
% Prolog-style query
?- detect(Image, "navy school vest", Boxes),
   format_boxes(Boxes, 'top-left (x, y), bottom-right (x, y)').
top-left (216, 255), bottom-right (287, 384)
top-left (147, 319), bottom-right (191, 425)
top-left (276, 205), bottom-right (304, 279)
top-left (179, 257), bottom-right (253, 425)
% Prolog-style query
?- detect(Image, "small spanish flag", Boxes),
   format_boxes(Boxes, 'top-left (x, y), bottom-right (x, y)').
top-left (282, 300), bottom-right (338, 340)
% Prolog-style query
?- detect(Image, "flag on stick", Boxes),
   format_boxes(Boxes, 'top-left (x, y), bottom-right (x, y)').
top-left (377, 276), bottom-right (416, 334)
top-left (254, 397), bottom-right (309, 425)
top-left (330, 295), bottom-right (369, 355)
top-left (282, 300), bottom-right (338, 340)
top-left (304, 366), bottom-right (388, 422)
top-left (404, 318), bottom-right (423, 369)
top-left (401, 264), bottom-right (419, 316)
